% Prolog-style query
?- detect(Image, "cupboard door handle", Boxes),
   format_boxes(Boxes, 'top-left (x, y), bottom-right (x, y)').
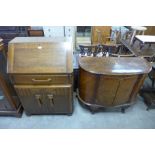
top-left (47, 94), bottom-right (54, 107)
top-left (32, 78), bottom-right (52, 82)
top-left (35, 94), bottom-right (42, 107)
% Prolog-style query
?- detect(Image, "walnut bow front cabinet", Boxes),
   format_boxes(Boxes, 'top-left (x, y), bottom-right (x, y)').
top-left (7, 37), bottom-right (73, 115)
top-left (78, 57), bottom-right (151, 112)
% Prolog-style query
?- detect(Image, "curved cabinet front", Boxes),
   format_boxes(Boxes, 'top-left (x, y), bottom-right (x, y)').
top-left (78, 57), bottom-right (151, 109)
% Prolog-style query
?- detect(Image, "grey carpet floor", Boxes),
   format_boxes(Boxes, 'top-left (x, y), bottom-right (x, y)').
top-left (0, 94), bottom-right (155, 129)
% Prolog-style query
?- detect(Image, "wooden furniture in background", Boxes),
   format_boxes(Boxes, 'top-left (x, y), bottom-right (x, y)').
top-left (79, 44), bottom-right (99, 56)
top-left (133, 35), bottom-right (155, 49)
top-left (7, 37), bottom-right (73, 115)
top-left (148, 66), bottom-right (155, 88)
top-left (0, 38), bottom-right (5, 57)
top-left (145, 26), bottom-right (155, 35)
top-left (129, 26), bottom-right (147, 45)
top-left (91, 27), bottom-right (123, 56)
top-left (0, 40), bottom-right (22, 116)
top-left (140, 90), bottom-right (155, 110)
top-left (0, 26), bottom-right (28, 51)
top-left (125, 26), bottom-right (155, 35)
top-left (139, 64), bottom-right (155, 110)
top-left (121, 39), bottom-right (155, 58)
top-left (77, 57), bottom-right (151, 113)
top-left (91, 26), bottom-right (111, 44)
top-left (27, 27), bottom-right (44, 36)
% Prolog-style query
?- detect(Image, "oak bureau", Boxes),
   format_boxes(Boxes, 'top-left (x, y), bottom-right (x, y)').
top-left (7, 37), bottom-right (73, 115)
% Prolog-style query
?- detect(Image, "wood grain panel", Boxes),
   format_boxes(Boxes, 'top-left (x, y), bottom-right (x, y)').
top-left (92, 26), bottom-right (111, 44)
top-left (145, 26), bottom-right (155, 35)
top-left (113, 76), bottom-right (138, 105)
top-left (8, 37), bottom-right (73, 74)
top-left (7, 37), bottom-right (73, 115)
top-left (78, 57), bottom-right (151, 110)
top-left (15, 85), bottom-right (73, 115)
top-left (79, 68), bottom-right (97, 103)
top-left (96, 76), bottom-right (119, 106)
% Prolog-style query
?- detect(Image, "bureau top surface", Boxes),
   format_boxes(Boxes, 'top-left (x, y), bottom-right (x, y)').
top-left (79, 57), bottom-right (152, 75)
top-left (7, 37), bottom-right (73, 74)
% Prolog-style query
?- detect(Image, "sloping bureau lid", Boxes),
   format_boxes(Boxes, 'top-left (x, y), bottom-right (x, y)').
top-left (7, 37), bottom-right (73, 74)
top-left (79, 57), bottom-right (152, 75)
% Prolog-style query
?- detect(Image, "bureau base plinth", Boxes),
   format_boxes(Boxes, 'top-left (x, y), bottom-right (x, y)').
top-left (25, 111), bottom-right (73, 116)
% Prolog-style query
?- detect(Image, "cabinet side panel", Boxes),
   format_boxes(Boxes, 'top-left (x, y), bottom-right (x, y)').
top-left (79, 68), bottom-right (97, 104)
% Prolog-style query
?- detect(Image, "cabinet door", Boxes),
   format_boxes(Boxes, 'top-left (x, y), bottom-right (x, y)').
top-left (113, 76), bottom-right (138, 106)
top-left (15, 85), bottom-right (73, 115)
top-left (96, 77), bottom-right (119, 107)
top-left (96, 76), bottom-right (138, 107)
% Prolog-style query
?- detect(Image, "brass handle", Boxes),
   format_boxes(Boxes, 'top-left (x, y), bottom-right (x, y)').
top-left (47, 94), bottom-right (54, 107)
top-left (35, 94), bottom-right (42, 107)
top-left (32, 78), bottom-right (52, 82)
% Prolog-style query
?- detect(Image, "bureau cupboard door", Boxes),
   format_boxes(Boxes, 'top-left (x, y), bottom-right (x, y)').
top-left (15, 85), bottom-right (73, 115)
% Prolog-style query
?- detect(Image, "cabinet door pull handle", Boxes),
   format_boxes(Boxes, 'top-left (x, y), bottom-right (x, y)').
top-left (35, 94), bottom-right (42, 107)
top-left (47, 94), bottom-right (54, 107)
top-left (32, 78), bottom-right (52, 82)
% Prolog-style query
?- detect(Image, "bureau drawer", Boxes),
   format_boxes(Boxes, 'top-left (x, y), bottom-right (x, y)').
top-left (11, 75), bottom-right (72, 85)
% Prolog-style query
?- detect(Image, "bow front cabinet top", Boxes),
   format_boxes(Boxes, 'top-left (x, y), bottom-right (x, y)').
top-left (79, 57), bottom-right (151, 75)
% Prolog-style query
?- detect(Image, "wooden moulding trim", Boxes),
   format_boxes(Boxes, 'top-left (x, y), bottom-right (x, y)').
top-left (110, 53), bottom-right (135, 57)
top-left (14, 84), bottom-right (72, 89)
top-left (79, 57), bottom-right (152, 75)
top-left (7, 44), bottom-right (14, 74)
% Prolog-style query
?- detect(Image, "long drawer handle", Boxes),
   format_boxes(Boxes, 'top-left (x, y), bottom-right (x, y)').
top-left (32, 78), bottom-right (52, 82)
top-left (47, 94), bottom-right (54, 107)
top-left (35, 94), bottom-right (43, 107)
